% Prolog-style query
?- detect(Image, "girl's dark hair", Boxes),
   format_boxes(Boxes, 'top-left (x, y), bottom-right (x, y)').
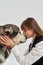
top-left (21, 17), bottom-right (43, 36)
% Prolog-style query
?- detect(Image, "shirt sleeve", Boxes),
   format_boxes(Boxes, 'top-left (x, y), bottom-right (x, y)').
top-left (11, 41), bottom-right (43, 65)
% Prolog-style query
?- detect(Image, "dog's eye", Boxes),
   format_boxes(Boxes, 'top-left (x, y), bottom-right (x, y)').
top-left (5, 31), bottom-right (10, 35)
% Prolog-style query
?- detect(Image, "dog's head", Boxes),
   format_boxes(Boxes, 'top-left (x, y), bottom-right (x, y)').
top-left (3, 24), bottom-right (27, 44)
top-left (0, 24), bottom-right (27, 64)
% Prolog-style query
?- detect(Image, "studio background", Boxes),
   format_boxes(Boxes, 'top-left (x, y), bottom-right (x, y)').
top-left (0, 0), bottom-right (43, 65)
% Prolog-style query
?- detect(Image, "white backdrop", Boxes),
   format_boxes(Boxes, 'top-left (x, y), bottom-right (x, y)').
top-left (0, 0), bottom-right (43, 65)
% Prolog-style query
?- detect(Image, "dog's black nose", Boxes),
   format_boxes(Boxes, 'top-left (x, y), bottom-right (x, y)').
top-left (20, 37), bottom-right (27, 43)
top-left (20, 41), bottom-right (23, 43)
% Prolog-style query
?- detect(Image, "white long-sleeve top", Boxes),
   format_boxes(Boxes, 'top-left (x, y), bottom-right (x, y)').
top-left (11, 41), bottom-right (43, 65)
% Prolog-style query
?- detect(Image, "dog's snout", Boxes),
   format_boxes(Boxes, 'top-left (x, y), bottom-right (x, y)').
top-left (20, 34), bottom-right (27, 43)
top-left (20, 41), bottom-right (23, 43)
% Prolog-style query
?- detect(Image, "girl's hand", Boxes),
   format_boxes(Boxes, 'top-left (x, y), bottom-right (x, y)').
top-left (0, 35), bottom-right (16, 48)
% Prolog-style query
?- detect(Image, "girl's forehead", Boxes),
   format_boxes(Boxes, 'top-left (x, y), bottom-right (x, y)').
top-left (23, 25), bottom-right (31, 30)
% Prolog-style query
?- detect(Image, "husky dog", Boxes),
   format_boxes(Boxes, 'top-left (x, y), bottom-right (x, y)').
top-left (0, 24), bottom-right (27, 65)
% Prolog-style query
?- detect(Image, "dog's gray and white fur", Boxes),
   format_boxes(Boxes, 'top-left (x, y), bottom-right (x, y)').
top-left (0, 24), bottom-right (27, 65)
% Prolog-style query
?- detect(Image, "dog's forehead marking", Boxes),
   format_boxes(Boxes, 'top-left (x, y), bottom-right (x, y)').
top-left (10, 27), bottom-right (12, 29)
top-left (4, 24), bottom-right (19, 32)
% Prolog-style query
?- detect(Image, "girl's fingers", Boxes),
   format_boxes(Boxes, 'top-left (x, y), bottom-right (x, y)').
top-left (0, 36), bottom-right (7, 42)
top-left (0, 40), bottom-right (10, 46)
top-left (4, 35), bottom-right (11, 40)
top-left (0, 39), bottom-right (9, 46)
top-left (4, 35), bottom-right (13, 42)
top-left (0, 35), bottom-right (9, 44)
top-left (0, 35), bottom-right (10, 42)
top-left (0, 35), bottom-right (15, 48)
top-left (0, 35), bottom-right (8, 42)
top-left (0, 35), bottom-right (9, 40)
top-left (0, 37), bottom-right (7, 43)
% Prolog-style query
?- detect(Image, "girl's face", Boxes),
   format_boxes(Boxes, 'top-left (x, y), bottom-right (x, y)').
top-left (22, 27), bottom-right (34, 38)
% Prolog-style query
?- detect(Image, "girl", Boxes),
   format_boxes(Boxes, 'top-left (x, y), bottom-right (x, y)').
top-left (0, 17), bottom-right (43, 65)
